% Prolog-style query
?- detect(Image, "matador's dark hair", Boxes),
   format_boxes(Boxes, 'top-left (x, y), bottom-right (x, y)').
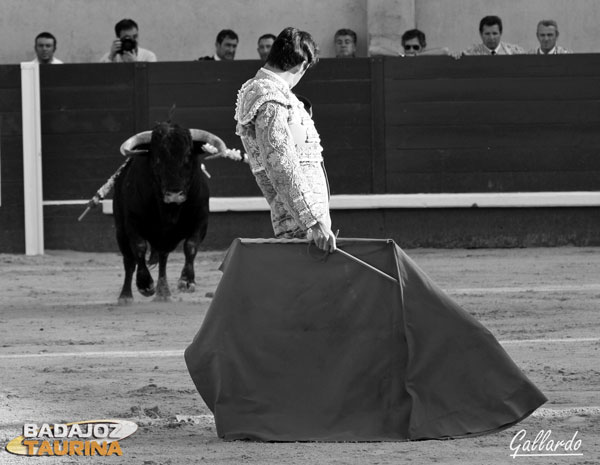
top-left (266, 27), bottom-right (319, 72)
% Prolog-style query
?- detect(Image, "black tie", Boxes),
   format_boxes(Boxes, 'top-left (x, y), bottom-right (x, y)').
top-left (491, 50), bottom-right (496, 55)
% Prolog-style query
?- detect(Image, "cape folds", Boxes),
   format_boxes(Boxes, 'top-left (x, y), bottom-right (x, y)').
top-left (185, 238), bottom-right (547, 441)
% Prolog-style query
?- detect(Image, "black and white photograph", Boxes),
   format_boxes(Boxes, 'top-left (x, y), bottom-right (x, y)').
top-left (1, 0), bottom-right (599, 463)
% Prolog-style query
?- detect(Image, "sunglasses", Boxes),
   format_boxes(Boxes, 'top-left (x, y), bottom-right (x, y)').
top-left (404, 44), bottom-right (422, 51)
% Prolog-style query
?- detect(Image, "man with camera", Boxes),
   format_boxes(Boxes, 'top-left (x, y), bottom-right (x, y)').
top-left (100, 18), bottom-right (157, 63)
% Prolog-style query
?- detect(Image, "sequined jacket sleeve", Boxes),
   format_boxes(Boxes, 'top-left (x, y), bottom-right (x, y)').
top-left (252, 100), bottom-right (325, 230)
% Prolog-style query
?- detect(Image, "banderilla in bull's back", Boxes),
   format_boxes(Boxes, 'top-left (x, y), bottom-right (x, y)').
top-left (105, 124), bottom-right (248, 304)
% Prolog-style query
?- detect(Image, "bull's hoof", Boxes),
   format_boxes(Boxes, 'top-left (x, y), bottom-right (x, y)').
top-left (177, 279), bottom-right (196, 292)
top-left (118, 296), bottom-right (134, 306)
top-left (138, 285), bottom-right (156, 297)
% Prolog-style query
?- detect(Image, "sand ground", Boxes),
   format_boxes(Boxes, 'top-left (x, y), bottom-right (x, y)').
top-left (1, 246), bottom-right (599, 464)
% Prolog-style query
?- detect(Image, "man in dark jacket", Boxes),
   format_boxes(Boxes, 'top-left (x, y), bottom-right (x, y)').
top-left (198, 29), bottom-right (238, 60)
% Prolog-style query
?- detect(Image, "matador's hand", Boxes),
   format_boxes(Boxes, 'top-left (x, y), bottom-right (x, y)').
top-left (309, 222), bottom-right (337, 253)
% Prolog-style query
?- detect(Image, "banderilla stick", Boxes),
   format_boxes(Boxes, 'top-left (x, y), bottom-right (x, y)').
top-left (335, 247), bottom-right (399, 284)
top-left (77, 206), bottom-right (92, 222)
top-left (77, 158), bottom-right (132, 222)
top-left (77, 194), bottom-right (102, 222)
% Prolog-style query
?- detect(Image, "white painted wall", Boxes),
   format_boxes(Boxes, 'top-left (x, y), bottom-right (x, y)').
top-left (1, 0), bottom-right (368, 64)
top-left (367, 0), bottom-right (414, 55)
top-left (2, 0), bottom-right (599, 64)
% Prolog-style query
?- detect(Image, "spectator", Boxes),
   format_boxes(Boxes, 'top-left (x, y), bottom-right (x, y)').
top-left (400, 29), bottom-right (451, 57)
top-left (462, 16), bottom-right (525, 55)
top-left (334, 28), bottom-right (357, 58)
top-left (530, 20), bottom-right (572, 54)
top-left (257, 33), bottom-right (276, 61)
top-left (199, 29), bottom-right (238, 61)
top-left (31, 32), bottom-right (63, 64)
top-left (401, 29), bottom-right (426, 56)
top-left (100, 19), bottom-right (156, 63)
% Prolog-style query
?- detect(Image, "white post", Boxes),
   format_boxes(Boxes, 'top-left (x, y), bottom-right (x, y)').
top-left (20, 62), bottom-right (44, 255)
top-left (367, 0), bottom-right (416, 56)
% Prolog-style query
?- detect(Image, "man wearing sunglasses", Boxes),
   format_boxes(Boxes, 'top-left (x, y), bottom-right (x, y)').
top-left (401, 29), bottom-right (426, 56)
top-left (401, 29), bottom-right (451, 57)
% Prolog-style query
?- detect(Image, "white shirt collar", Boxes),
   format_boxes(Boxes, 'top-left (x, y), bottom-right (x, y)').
top-left (538, 46), bottom-right (557, 55)
top-left (31, 57), bottom-right (62, 64)
top-left (260, 67), bottom-right (291, 88)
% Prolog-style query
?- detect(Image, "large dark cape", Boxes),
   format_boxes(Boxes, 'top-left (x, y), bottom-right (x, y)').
top-left (185, 238), bottom-right (546, 441)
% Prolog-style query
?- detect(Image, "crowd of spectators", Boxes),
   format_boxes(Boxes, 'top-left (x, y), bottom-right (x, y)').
top-left (402, 16), bottom-right (571, 57)
top-left (330, 16), bottom-right (572, 59)
top-left (29, 15), bottom-right (572, 66)
top-left (29, 20), bottom-right (271, 65)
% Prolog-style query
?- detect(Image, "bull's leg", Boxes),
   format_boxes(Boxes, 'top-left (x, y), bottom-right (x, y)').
top-left (116, 225), bottom-right (136, 305)
top-left (154, 252), bottom-right (171, 301)
top-left (118, 254), bottom-right (136, 305)
top-left (133, 239), bottom-right (155, 297)
top-left (178, 236), bottom-right (200, 292)
top-left (147, 243), bottom-right (159, 268)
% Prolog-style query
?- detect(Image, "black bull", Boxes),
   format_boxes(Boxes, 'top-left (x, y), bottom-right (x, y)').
top-left (113, 122), bottom-right (227, 304)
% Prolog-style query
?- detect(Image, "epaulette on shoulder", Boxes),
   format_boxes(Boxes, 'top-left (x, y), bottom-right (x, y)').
top-left (235, 78), bottom-right (290, 125)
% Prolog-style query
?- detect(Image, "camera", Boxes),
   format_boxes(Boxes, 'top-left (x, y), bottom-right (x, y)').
top-left (119, 36), bottom-right (137, 54)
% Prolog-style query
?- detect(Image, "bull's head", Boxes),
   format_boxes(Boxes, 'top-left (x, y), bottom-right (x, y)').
top-left (120, 124), bottom-right (227, 205)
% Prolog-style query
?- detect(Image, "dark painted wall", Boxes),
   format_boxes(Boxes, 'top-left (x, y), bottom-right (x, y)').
top-left (384, 55), bottom-right (600, 193)
top-left (0, 65), bottom-right (24, 253)
top-left (2, 56), bottom-right (600, 252)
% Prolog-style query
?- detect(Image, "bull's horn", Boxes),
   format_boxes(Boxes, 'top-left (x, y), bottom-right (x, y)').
top-left (119, 131), bottom-right (152, 157)
top-left (189, 129), bottom-right (228, 155)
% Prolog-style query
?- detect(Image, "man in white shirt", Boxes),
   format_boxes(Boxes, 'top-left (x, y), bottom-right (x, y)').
top-left (31, 32), bottom-right (63, 64)
top-left (100, 18), bottom-right (157, 63)
top-left (529, 20), bottom-right (572, 55)
top-left (462, 16), bottom-right (525, 55)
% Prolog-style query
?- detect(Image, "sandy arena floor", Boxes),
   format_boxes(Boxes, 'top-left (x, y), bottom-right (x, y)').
top-left (1, 246), bottom-right (599, 464)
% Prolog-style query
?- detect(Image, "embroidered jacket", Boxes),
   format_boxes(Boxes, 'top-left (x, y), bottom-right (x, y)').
top-left (235, 68), bottom-right (330, 239)
top-left (463, 42), bottom-right (526, 55)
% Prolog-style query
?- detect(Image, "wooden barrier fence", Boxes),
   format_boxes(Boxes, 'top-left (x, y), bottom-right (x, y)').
top-left (2, 56), bottom-right (600, 252)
